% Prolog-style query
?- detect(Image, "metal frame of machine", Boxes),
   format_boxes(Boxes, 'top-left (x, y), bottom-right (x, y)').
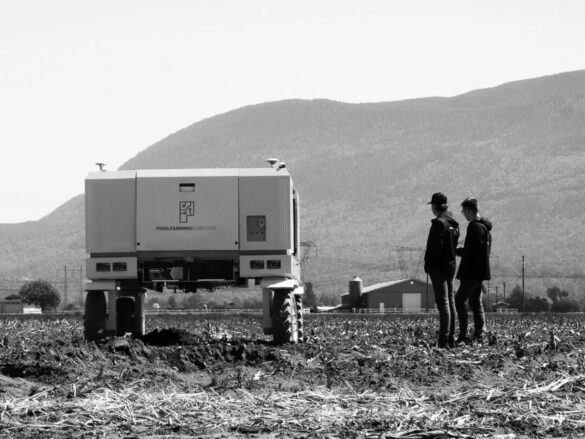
top-left (84, 167), bottom-right (304, 343)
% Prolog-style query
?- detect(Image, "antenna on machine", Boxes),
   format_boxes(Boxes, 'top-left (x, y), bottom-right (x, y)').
top-left (267, 158), bottom-right (279, 168)
top-left (95, 162), bottom-right (106, 172)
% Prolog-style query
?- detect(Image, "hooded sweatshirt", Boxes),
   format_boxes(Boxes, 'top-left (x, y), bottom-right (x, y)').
top-left (456, 217), bottom-right (493, 280)
top-left (424, 211), bottom-right (460, 277)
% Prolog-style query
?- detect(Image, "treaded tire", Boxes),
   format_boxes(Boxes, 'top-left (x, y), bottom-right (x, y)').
top-left (295, 295), bottom-right (305, 343)
top-left (84, 291), bottom-right (106, 341)
top-left (272, 290), bottom-right (299, 344)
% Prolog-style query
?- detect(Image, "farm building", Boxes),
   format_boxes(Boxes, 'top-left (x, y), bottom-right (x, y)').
top-left (341, 276), bottom-right (434, 311)
top-left (493, 301), bottom-right (516, 313)
top-left (0, 294), bottom-right (24, 314)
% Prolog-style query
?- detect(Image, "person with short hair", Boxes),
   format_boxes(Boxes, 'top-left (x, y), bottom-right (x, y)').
top-left (424, 192), bottom-right (460, 349)
top-left (455, 197), bottom-right (493, 345)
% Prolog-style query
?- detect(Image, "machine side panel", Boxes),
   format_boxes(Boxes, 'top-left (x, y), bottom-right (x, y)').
top-left (136, 173), bottom-right (239, 251)
top-left (239, 175), bottom-right (293, 251)
top-left (85, 172), bottom-right (137, 253)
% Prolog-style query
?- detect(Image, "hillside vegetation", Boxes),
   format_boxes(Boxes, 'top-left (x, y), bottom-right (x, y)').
top-left (1, 71), bottom-right (585, 298)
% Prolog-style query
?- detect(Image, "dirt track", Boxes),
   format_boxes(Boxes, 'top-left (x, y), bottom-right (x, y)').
top-left (1, 313), bottom-right (585, 438)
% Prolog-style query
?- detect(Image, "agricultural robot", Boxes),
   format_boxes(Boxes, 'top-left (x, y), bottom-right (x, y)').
top-left (84, 166), bottom-right (303, 343)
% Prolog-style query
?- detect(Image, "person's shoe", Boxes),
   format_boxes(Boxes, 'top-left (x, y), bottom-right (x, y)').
top-left (487, 332), bottom-right (497, 346)
top-left (456, 336), bottom-right (472, 346)
top-left (436, 339), bottom-right (449, 349)
top-left (448, 337), bottom-right (455, 349)
top-left (474, 332), bottom-right (485, 344)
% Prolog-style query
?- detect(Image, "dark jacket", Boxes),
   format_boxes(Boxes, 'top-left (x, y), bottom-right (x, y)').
top-left (424, 212), bottom-right (460, 278)
top-left (456, 218), bottom-right (492, 280)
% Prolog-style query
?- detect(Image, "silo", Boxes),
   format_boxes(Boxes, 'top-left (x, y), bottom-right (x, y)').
top-left (349, 276), bottom-right (363, 305)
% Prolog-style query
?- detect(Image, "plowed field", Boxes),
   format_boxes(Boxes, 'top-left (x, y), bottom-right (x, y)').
top-left (1, 313), bottom-right (585, 438)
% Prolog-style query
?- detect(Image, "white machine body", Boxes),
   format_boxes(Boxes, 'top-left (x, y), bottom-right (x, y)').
top-left (84, 167), bottom-right (302, 339)
top-left (85, 167), bottom-right (300, 291)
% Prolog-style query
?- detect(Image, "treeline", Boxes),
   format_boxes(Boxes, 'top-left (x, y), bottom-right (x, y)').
top-left (145, 282), bottom-right (327, 310)
top-left (485, 285), bottom-right (582, 313)
top-left (147, 294), bottom-right (263, 310)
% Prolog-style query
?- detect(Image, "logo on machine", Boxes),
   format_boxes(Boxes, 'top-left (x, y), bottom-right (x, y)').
top-left (179, 201), bottom-right (195, 223)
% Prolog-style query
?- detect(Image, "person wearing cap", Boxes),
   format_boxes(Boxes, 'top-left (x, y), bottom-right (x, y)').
top-left (455, 197), bottom-right (493, 345)
top-left (424, 192), bottom-right (460, 349)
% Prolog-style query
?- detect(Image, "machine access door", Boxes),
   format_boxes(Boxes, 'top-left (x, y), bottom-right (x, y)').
top-left (136, 169), bottom-right (239, 252)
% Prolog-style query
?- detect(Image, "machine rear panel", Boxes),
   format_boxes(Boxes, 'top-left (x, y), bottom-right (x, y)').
top-left (136, 170), bottom-right (239, 252)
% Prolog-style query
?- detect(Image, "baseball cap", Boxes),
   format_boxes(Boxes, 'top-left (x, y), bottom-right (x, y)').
top-left (427, 192), bottom-right (447, 205)
top-left (461, 197), bottom-right (479, 210)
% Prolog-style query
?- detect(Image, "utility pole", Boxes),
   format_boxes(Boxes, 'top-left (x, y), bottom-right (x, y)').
top-left (64, 265), bottom-right (68, 306)
top-left (58, 265), bottom-right (84, 307)
top-left (426, 273), bottom-right (429, 313)
top-left (503, 282), bottom-right (506, 301)
top-left (79, 265), bottom-right (84, 304)
top-left (495, 285), bottom-right (499, 304)
top-left (72, 265), bottom-right (83, 306)
top-left (521, 256), bottom-right (525, 311)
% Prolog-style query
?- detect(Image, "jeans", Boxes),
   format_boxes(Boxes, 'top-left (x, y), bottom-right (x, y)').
top-left (455, 278), bottom-right (485, 338)
top-left (428, 269), bottom-right (455, 345)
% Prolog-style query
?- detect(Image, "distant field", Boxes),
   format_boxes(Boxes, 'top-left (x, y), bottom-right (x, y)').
top-left (1, 313), bottom-right (585, 437)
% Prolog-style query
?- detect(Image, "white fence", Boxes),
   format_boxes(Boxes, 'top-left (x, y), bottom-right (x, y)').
top-left (352, 307), bottom-right (518, 315)
top-left (0, 308), bottom-right (262, 317)
top-left (352, 307), bottom-right (438, 314)
top-left (0, 307), bottom-right (520, 317)
top-left (146, 308), bottom-right (262, 315)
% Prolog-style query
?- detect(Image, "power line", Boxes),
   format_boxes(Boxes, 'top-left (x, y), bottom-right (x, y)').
top-left (522, 255), bottom-right (525, 310)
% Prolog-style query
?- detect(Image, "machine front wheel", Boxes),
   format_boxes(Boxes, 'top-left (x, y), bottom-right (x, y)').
top-left (84, 291), bottom-right (106, 341)
top-left (272, 290), bottom-right (299, 344)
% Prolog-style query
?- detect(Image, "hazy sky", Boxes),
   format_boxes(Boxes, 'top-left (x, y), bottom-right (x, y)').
top-left (1, 0), bottom-right (583, 223)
